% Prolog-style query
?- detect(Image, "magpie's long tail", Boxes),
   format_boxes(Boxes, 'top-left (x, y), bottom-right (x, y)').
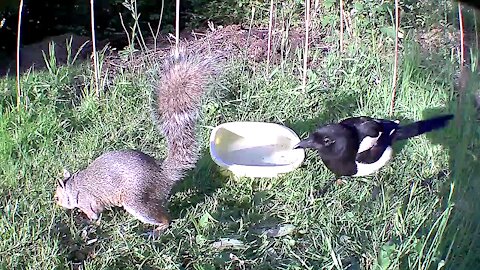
top-left (393, 114), bottom-right (454, 141)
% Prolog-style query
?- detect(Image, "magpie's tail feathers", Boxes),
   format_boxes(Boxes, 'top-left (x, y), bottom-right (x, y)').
top-left (393, 114), bottom-right (454, 141)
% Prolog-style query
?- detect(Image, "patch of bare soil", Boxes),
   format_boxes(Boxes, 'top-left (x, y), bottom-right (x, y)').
top-left (0, 23), bottom-right (329, 75)
top-left (415, 24), bottom-right (460, 54)
top-left (102, 23), bottom-right (329, 75)
top-left (0, 23), bottom-right (330, 90)
top-left (4, 23), bottom-right (476, 107)
top-left (0, 33), bottom-right (109, 77)
top-left (415, 24), bottom-right (479, 113)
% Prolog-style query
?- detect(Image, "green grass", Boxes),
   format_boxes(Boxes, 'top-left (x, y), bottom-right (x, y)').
top-left (1, 4), bottom-right (480, 270)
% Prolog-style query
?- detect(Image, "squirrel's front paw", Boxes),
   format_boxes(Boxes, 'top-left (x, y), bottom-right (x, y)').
top-left (79, 208), bottom-right (99, 221)
top-left (85, 211), bottom-right (99, 220)
top-left (141, 224), bottom-right (169, 239)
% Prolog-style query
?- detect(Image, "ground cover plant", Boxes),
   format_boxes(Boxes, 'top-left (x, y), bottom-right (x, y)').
top-left (1, 0), bottom-right (479, 269)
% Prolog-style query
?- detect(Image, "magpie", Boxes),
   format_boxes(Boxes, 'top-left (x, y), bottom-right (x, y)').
top-left (294, 114), bottom-right (454, 194)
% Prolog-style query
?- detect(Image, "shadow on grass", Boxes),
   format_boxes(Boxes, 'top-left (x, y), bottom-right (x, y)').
top-left (51, 218), bottom-right (99, 269)
top-left (168, 148), bottom-right (227, 219)
top-left (284, 92), bottom-right (359, 137)
top-left (422, 78), bottom-right (480, 268)
top-left (52, 214), bottom-right (170, 269)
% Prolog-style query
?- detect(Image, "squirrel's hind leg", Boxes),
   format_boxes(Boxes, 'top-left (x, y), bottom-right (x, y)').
top-left (123, 200), bottom-right (171, 234)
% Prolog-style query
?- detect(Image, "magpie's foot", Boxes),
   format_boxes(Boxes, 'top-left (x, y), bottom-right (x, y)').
top-left (313, 188), bottom-right (328, 197)
top-left (314, 178), bottom-right (341, 197)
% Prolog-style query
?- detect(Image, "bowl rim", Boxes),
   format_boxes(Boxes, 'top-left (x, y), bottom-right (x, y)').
top-left (209, 121), bottom-right (305, 176)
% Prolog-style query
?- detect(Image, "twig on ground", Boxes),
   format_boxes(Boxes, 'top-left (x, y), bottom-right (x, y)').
top-left (175, 0), bottom-right (180, 58)
top-left (90, 0), bottom-right (100, 97)
top-left (340, 0), bottom-right (344, 53)
top-left (389, 0), bottom-right (400, 117)
top-left (267, 0), bottom-right (275, 76)
top-left (16, 0), bottom-right (24, 110)
top-left (302, 0), bottom-right (311, 92)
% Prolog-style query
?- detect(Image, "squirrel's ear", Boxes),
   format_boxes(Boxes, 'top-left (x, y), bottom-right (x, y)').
top-left (57, 178), bottom-right (65, 188)
top-left (62, 169), bottom-right (71, 179)
top-left (58, 169), bottom-right (71, 188)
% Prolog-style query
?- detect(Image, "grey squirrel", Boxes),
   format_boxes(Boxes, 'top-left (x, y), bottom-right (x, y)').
top-left (54, 47), bottom-right (218, 233)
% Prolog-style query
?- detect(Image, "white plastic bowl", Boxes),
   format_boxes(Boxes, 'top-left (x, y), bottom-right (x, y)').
top-left (209, 122), bottom-right (305, 178)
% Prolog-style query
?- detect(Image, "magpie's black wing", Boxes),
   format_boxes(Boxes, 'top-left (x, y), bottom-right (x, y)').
top-left (341, 116), bottom-right (400, 139)
top-left (340, 116), bottom-right (388, 154)
top-left (371, 118), bottom-right (400, 136)
top-left (356, 132), bottom-right (392, 164)
top-left (340, 116), bottom-right (381, 137)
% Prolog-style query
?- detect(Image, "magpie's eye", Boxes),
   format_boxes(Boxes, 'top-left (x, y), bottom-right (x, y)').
top-left (323, 137), bottom-right (336, 146)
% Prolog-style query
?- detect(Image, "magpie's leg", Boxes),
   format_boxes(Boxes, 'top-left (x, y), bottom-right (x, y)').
top-left (314, 176), bottom-right (342, 197)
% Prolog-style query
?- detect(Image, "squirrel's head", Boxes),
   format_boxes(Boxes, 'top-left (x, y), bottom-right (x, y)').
top-left (54, 169), bottom-right (76, 209)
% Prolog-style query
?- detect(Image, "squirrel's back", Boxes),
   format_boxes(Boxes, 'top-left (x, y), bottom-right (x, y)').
top-left (69, 150), bottom-right (165, 204)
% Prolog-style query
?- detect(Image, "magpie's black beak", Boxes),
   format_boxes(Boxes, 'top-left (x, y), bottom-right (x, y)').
top-left (293, 138), bottom-right (312, 149)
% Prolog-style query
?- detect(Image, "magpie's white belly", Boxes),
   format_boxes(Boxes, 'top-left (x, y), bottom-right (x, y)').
top-left (352, 146), bottom-right (394, 177)
top-left (357, 133), bottom-right (382, 153)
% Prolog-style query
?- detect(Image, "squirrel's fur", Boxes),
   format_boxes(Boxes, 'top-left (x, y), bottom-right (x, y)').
top-left (54, 47), bottom-right (218, 232)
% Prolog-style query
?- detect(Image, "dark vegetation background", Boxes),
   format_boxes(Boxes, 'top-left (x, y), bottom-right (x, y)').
top-left (0, 0), bottom-right (254, 58)
top-left (1, 0), bottom-right (478, 61)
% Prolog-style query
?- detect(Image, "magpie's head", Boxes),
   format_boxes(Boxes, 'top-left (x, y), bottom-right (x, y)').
top-left (294, 124), bottom-right (355, 158)
top-left (294, 132), bottom-right (335, 150)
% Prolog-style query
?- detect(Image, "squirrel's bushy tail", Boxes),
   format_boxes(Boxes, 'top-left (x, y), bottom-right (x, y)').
top-left (153, 47), bottom-right (219, 184)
